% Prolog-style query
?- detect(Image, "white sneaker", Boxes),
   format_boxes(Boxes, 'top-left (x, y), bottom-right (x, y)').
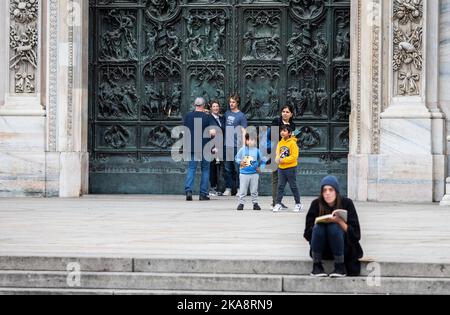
top-left (209, 190), bottom-right (218, 197)
top-left (294, 204), bottom-right (305, 213)
top-left (272, 204), bottom-right (283, 212)
top-left (223, 189), bottom-right (231, 196)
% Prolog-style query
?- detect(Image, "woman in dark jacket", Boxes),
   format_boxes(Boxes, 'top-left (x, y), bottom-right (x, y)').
top-left (208, 100), bottom-right (226, 196)
top-left (269, 105), bottom-right (296, 208)
top-left (304, 176), bottom-right (363, 277)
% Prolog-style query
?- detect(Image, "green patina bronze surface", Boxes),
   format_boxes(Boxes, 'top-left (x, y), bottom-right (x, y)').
top-left (89, 0), bottom-right (350, 195)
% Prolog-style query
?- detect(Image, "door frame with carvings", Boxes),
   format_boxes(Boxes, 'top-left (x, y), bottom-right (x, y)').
top-left (69, 0), bottom-right (358, 196)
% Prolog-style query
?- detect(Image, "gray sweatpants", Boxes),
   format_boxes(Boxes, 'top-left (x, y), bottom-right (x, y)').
top-left (239, 173), bottom-right (259, 205)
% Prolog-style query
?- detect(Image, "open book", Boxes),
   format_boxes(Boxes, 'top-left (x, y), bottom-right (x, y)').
top-left (315, 210), bottom-right (348, 224)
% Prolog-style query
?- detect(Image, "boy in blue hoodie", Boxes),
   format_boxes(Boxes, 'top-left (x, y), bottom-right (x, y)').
top-left (235, 133), bottom-right (266, 211)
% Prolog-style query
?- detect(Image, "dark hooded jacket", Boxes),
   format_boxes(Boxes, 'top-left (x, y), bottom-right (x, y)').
top-left (304, 197), bottom-right (364, 276)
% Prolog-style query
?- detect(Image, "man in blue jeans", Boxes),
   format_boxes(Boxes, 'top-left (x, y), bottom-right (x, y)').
top-left (184, 97), bottom-right (211, 201)
top-left (223, 94), bottom-right (248, 196)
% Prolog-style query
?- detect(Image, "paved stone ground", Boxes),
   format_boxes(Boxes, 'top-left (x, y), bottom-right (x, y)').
top-left (0, 195), bottom-right (449, 263)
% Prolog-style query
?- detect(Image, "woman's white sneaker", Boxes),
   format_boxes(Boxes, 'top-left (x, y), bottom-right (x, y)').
top-left (223, 189), bottom-right (231, 196)
top-left (272, 204), bottom-right (283, 212)
top-left (294, 204), bottom-right (304, 213)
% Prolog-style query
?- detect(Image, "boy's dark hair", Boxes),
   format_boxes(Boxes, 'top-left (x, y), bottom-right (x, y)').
top-left (280, 124), bottom-right (293, 134)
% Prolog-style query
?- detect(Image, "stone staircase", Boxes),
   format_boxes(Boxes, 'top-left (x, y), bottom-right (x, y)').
top-left (0, 256), bottom-right (449, 295)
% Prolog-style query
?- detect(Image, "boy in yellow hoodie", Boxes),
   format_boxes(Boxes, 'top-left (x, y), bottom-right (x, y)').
top-left (273, 125), bottom-right (304, 213)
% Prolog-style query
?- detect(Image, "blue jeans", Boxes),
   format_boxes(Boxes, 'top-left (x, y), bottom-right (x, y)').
top-left (276, 167), bottom-right (301, 204)
top-left (185, 155), bottom-right (210, 196)
top-left (225, 147), bottom-right (239, 190)
top-left (311, 223), bottom-right (345, 261)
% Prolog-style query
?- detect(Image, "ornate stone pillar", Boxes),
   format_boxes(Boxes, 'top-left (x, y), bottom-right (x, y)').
top-left (0, 0), bottom-right (89, 197)
top-left (441, 137), bottom-right (450, 205)
top-left (349, 0), bottom-right (445, 202)
top-left (377, 0), bottom-right (445, 202)
top-left (44, 0), bottom-right (89, 197)
top-left (427, 0), bottom-right (446, 202)
top-left (0, 1), bottom-right (7, 107)
top-left (439, 0), bottom-right (450, 206)
top-left (441, 0), bottom-right (450, 117)
top-left (348, 0), bottom-right (383, 201)
top-left (0, 0), bottom-right (47, 197)
top-left (2, 0), bottom-right (43, 113)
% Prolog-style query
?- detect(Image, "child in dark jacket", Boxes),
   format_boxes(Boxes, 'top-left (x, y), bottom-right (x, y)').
top-left (304, 176), bottom-right (364, 277)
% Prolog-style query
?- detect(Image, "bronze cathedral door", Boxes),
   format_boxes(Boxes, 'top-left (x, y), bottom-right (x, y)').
top-left (89, 0), bottom-right (351, 195)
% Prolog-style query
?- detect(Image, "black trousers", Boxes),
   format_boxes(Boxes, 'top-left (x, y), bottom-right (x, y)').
top-left (210, 160), bottom-right (225, 192)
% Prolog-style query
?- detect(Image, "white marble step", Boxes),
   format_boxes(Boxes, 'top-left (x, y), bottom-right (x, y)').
top-left (1, 256), bottom-right (449, 278)
top-left (0, 270), bottom-right (449, 295)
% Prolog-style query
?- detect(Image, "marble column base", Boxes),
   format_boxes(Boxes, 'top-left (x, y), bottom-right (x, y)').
top-left (348, 154), bottom-right (370, 201)
top-left (349, 153), bottom-right (435, 202)
top-left (59, 152), bottom-right (89, 198)
top-left (0, 151), bottom-right (62, 198)
top-left (375, 116), bottom-right (435, 202)
top-left (0, 151), bottom-right (89, 198)
top-left (0, 151), bottom-right (47, 197)
top-left (433, 154), bottom-right (446, 202)
top-left (440, 178), bottom-right (450, 206)
top-left (374, 154), bottom-right (434, 203)
top-left (440, 196), bottom-right (450, 206)
top-left (0, 115), bottom-right (50, 197)
top-left (0, 114), bottom-right (88, 197)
